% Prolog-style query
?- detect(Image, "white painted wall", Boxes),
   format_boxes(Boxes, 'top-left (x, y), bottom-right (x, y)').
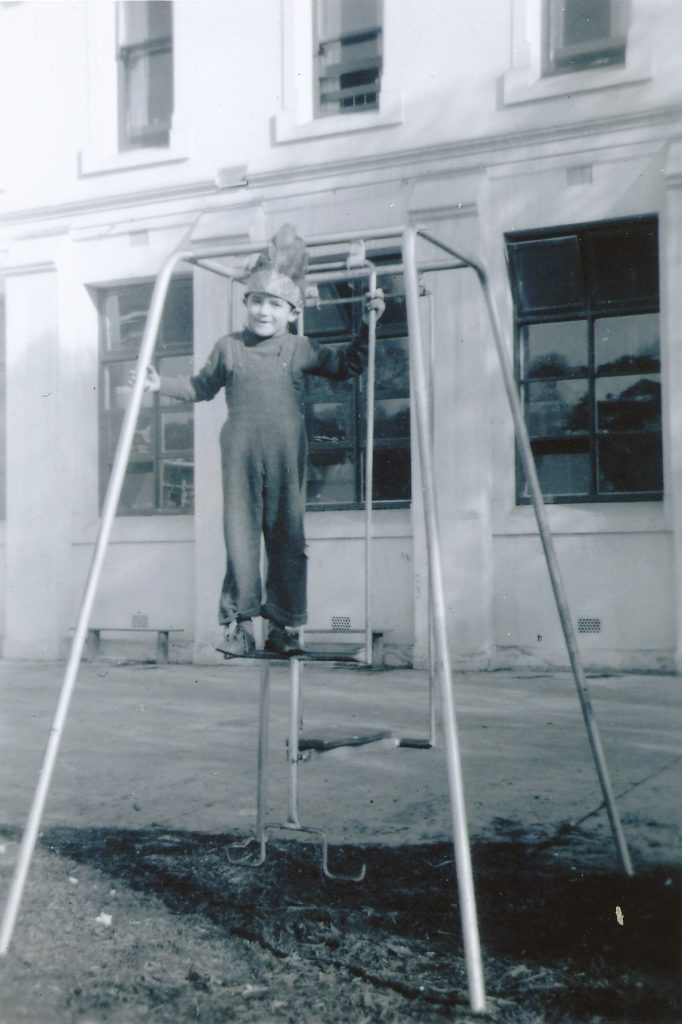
top-left (0, 0), bottom-right (680, 669)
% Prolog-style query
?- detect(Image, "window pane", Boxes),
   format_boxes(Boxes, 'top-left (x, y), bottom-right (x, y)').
top-left (315, 0), bottom-right (382, 116)
top-left (596, 375), bottom-right (661, 432)
top-left (365, 447), bottom-right (411, 501)
top-left (103, 285), bottom-right (153, 352)
top-left (117, 462), bottom-right (156, 513)
top-left (507, 237), bottom-right (585, 313)
top-left (161, 459), bottom-right (194, 510)
top-left (362, 398), bottom-right (410, 440)
top-left (306, 372), bottom-right (353, 403)
top-left (307, 450), bottom-right (356, 505)
top-left (124, 47), bottom-right (173, 144)
top-left (525, 450), bottom-right (591, 498)
top-left (304, 284), bottom-right (355, 338)
top-left (595, 313), bottom-right (659, 374)
top-left (373, 336), bottom-right (409, 390)
top-left (376, 275), bottom-right (407, 337)
top-left (316, 0), bottom-right (380, 39)
top-left (158, 354), bottom-right (193, 406)
top-left (586, 221), bottom-right (658, 307)
top-left (161, 410), bottom-right (193, 453)
top-left (309, 402), bottom-right (353, 444)
top-left (598, 434), bottom-right (663, 494)
top-left (522, 321), bottom-right (588, 378)
top-left (100, 278), bottom-right (193, 515)
top-left (160, 278), bottom-right (193, 352)
top-left (525, 379), bottom-right (589, 437)
top-left (119, 1), bottom-right (171, 46)
top-left (561, 0), bottom-right (612, 47)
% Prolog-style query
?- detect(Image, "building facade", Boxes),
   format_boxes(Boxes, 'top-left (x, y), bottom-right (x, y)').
top-left (1, 0), bottom-right (681, 672)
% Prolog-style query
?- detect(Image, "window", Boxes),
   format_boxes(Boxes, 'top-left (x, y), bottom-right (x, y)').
top-left (0, 294), bottom-right (5, 520)
top-left (544, 0), bottom-right (628, 75)
top-left (314, 0), bottom-right (382, 117)
top-left (303, 259), bottom-right (410, 509)
top-left (506, 216), bottom-right (661, 503)
top-left (117, 1), bottom-right (173, 149)
top-left (99, 277), bottom-right (193, 515)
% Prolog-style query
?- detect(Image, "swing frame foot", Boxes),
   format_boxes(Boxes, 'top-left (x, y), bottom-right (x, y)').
top-left (226, 834), bottom-right (267, 868)
top-left (231, 822), bottom-right (366, 882)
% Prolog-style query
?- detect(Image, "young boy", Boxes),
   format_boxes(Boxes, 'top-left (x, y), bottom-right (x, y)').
top-left (137, 225), bottom-right (385, 657)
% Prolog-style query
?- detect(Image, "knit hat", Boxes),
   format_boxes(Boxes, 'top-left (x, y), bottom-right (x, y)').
top-left (243, 224), bottom-right (308, 311)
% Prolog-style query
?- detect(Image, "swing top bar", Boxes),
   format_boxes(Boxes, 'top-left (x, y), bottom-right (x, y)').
top-left (177, 225), bottom-right (478, 281)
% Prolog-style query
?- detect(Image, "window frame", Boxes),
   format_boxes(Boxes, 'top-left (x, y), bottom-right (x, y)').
top-left (507, 215), bottom-right (662, 506)
top-left (98, 275), bottom-right (194, 517)
top-left (116, 0), bottom-right (174, 151)
top-left (274, 0), bottom-right (402, 144)
top-left (303, 256), bottom-right (411, 512)
top-left (313, 0), bottom-right (383, 118)
top-left (544, 0), bottom-right (629, 76)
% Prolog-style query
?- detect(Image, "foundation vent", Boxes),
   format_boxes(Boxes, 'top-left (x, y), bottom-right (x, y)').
top-left (578, 617), bottom-right (601, 635)
top-left (131, 613), bottom-right (149, 629)
top-left (331, 615), bottom-right (352, 632)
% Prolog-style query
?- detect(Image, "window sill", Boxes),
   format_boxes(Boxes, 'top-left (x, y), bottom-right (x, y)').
top-left (274, 89), bottom-right (403, 144)
top-left (75, 514), bottom-right (194, 546)
top-left (78, 142), bottom-right (189, 178)
top-left (493, 499), bottom-right (668, 537)
top-left (502, 59), bottom-right (651, 107)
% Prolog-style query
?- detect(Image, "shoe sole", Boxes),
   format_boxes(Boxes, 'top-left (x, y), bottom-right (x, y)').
top-left (263, 643), bottom-right (305, 657)
top-left (215, 640), bottom-right (256, 658)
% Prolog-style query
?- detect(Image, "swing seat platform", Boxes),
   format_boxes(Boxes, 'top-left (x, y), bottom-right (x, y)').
top-left (215, 644), bottom-right (364, 664)
top-left (298, 727), bottom-right (394, 752)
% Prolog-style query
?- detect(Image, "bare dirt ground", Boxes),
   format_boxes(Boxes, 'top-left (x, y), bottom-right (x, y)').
top-left (0, 662), bottom-right (680, 1022)
top-left (0, 824), bottom-right (678, 1023)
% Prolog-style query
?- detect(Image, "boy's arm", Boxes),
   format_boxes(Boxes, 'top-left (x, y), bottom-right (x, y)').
top-left (159, 339), bottom-right (230, 402)
top-left (302, 290), bottom-right (384, 380)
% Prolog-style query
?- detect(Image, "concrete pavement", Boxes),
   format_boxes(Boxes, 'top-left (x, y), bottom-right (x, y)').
top-left (1, 659), bottom-right (680, 872)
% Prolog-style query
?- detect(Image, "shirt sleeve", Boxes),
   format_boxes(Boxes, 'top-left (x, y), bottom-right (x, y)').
top-left (159, 338), bottom-right (231, 402)
top-left (299, 322), bottom-right (369, 380)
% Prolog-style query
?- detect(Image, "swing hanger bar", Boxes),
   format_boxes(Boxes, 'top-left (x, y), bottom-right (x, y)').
top-left (186, 253), bottom-right (466, 286)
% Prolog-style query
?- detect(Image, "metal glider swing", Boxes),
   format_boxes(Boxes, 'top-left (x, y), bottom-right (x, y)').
top-left (0, 225), bottom-right (634, 1018)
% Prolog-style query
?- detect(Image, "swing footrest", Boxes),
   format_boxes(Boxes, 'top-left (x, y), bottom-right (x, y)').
top-left (298, 728), bottom-right (393, 752)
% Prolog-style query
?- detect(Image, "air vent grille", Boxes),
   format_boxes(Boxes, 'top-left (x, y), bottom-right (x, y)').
top-left (578, 617), bottom-right (601, 634)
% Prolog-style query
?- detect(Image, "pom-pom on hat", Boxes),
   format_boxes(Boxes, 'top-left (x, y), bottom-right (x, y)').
top-left (244, 224), bottom-right (308, 311)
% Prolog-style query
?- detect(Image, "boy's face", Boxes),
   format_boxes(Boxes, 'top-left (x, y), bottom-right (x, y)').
top-left (244, 292), bottom-right (297, 338)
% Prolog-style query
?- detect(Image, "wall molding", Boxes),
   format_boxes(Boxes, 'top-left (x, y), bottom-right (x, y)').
top-left (0, 105), bottom-right (679, 239)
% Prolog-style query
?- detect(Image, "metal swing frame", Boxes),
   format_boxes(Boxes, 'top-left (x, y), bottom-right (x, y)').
top-left (0, 224), bottom-right (635, 1017)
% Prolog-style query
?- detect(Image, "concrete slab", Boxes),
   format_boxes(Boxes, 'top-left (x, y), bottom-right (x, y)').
top-left (1, 660), bottom-right (680, 872)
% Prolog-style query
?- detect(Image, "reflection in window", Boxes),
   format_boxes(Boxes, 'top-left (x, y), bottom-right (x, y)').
top-left (507, 216), bottom-right (661, 503)
top-left (99, 277), bottom-right (194, 515)
top-left (304, 257), bottom-right (410, 509)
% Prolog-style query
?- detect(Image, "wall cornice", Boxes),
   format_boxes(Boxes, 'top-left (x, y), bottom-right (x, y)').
top-left (0, 105), bottom-right (679, 237)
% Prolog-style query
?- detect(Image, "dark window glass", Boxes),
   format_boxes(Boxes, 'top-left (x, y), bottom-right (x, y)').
top-left (314, 0), bottom-right (382, 116)
top-left (507, 216), bottom-right (661, 503)
top-left (507, 236), bottom-right (585, 313)
top-left (99, 277), bottom-right (193, 515)
top-left (304, 258), bottom-right (410, 509)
